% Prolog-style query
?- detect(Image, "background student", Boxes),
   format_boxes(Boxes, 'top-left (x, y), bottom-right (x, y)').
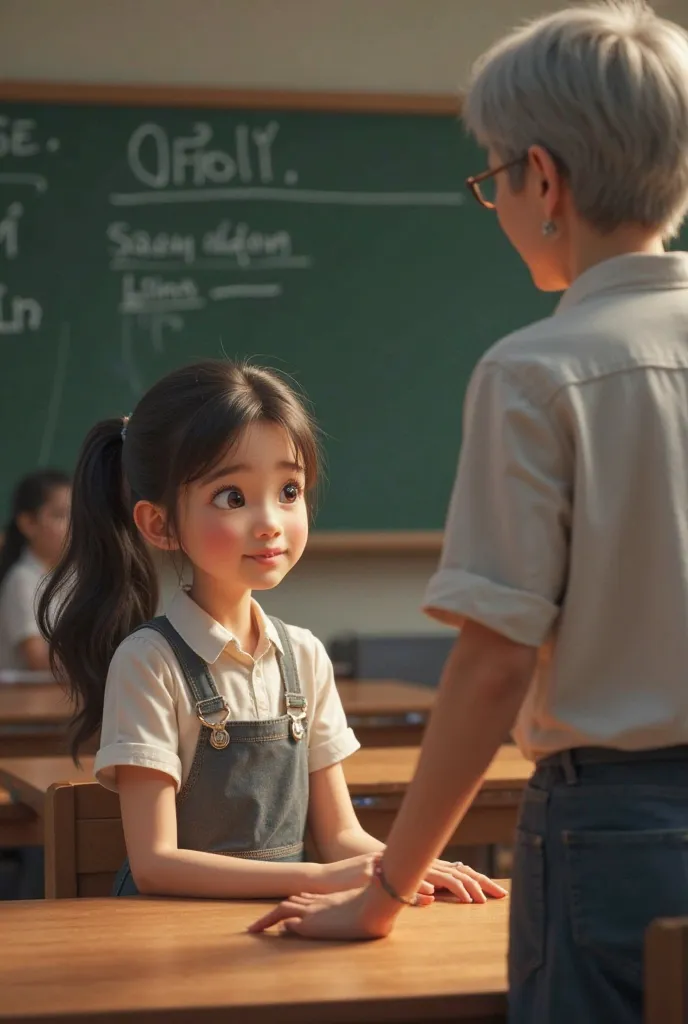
top-left (0, 469), bottom-right (71, 674)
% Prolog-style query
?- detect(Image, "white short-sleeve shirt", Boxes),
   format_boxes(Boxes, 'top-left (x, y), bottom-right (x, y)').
top-left (0, 549), bottom-right (48, 671)
top-left (95, 588), bottom-right (360, 792)
top-left (424, 251), bottom-right (688, 760)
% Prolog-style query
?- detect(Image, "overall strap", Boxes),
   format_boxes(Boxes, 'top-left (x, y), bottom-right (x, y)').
top-left (132, 617), bottom-right (227, 720)
top-left (270, 617), bottom-right (302, 695)
top-left (270, 617), bottom-right (307, 738)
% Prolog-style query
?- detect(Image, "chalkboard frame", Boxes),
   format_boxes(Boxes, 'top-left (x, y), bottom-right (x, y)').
top-left (0, 79), bottom-right (454, 555)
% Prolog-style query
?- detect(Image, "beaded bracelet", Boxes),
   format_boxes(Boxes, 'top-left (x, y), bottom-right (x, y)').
top-left (372, 859), bottom-right (418, 906)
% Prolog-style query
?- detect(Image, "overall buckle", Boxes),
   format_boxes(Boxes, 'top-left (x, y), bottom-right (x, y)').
top-left (285, 692), bottom-right (308, 742)
top-left (196, 697), bottom-right (231, 750)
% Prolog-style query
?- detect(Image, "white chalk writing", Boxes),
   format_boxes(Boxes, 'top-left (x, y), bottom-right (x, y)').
top-left (0, 284), bottom-right (42, 334)
top-left (202, 221), bottom-right (291, 266)
top-left (0, 118), bottom-right (39, 159)
top-left (127, 121), bottom-right (282, 190)
top-left (0, 202), bottom-right (23, 259)
top-left (107, 221), bottom-right (196, 264)
top-left (119, 274), bottom-right (205, 314)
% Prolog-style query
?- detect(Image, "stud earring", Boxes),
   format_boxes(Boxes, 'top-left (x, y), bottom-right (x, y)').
top-left (542, 219), bottom-right (558, 238)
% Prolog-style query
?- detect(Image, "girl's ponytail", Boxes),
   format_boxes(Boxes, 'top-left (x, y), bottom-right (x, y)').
top-left (38, 418), bottom-right (157, 759)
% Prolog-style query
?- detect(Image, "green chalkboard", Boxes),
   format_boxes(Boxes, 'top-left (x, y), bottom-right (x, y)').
top-left (0, 89), bottom-right (568, 530)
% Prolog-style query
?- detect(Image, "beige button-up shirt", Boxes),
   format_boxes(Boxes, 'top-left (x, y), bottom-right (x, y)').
top-left (424, 251), bottom-right (688, 761)
top-left (95, 589), bottom-right (359, 792)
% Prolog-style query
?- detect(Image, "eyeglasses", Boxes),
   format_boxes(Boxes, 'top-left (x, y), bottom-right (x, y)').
top-left (465, 155), bottom-right (528, 210)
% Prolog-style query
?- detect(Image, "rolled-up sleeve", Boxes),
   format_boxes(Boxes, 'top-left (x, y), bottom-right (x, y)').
top-left (94, 636), bottom-right (183, 792)
top-left (307, 637), bottom-right (360, 773)
top-left (424, 361), bottom-right (572, 647)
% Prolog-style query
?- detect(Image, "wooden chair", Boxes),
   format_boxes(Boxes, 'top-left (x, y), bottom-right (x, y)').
top-left (645, 917), bottom-right (688, 1024)
top-left (45, 781), bottom-right (124, 897)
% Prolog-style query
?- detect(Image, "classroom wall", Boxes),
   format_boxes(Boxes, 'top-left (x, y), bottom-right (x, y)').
top-left (3, 0), bottom-right (686, 645)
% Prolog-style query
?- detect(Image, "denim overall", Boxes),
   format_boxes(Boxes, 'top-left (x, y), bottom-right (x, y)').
top-left (113, 615), bottom-right (309, 896)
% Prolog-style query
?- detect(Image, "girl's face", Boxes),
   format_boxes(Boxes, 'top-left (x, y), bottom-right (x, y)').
top-left (178, 421), bottom-right (309, 600)
top-left (18, 485), bottom-right (71, 568)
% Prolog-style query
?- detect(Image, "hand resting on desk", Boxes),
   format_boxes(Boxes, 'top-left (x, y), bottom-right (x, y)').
top-left (249, 859), bottom-right (508, 939)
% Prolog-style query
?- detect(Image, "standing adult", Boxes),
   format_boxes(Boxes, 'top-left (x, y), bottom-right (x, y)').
top-left (251, 4), bottom-right (688, 1022)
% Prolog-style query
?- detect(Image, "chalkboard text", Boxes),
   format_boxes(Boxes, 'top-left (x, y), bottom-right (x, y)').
top-left (0, 118), bottom-right (39, 158)
top-left (0, 118), bottom-right (60, 160)
top-left (120, 273), bottom-right (203, 314)
top-left (0, 284), bottom-right (42, 334)
top-left (0, 202), bottom-right (22, 259)
top-left (107, 219), bottom-right (295, 268)
top-left (127, 121), bottom-right (287, 190)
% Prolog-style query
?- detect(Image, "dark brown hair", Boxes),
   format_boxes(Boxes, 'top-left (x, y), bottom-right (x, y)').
top-left (0, 469), bottom-right (71, 589)
top-left (38, 361), bottom-right (319, 758)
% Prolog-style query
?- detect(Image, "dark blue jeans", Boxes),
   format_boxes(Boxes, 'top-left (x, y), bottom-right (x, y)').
top-left (508, 746), bottom-right (688, 1024)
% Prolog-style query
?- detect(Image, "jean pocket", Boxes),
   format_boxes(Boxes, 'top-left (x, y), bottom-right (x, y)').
top-left (509, 828), bottom-right (546, 986)
top-left (565, 828), bottom-right (688, 986)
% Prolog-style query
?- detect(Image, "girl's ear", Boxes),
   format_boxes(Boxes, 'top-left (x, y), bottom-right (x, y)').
top-left (133, 500), bottom-right (180, 551)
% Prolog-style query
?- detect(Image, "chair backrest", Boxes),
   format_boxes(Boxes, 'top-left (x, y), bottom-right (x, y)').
top-left (45, 781), bottom-right (124, 898)
top-left (645, 917), bottom-right (688, 1024)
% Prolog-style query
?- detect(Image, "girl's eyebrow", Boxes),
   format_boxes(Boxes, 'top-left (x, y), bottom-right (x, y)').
top-left (201, 460), bottom-right (303, 485)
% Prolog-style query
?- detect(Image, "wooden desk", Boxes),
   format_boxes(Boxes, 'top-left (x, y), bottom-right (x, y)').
top-left (0, 680), bottom-right (430, 756)
top-left (0, 892), bottom-right (509, 1023)
top-left (0, 745), bottom-right (533, 850)
top-left (337, 680), bottom-right (435, 746)
top-left (346, 745), bottom-right (531, 847)
top-left (0, 684), bottom-right (75, 758)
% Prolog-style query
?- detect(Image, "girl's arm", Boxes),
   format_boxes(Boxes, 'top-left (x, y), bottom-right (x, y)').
top-left (308, 762), bottom-right (384, 859)
top-left (308, 761), bottom-right (508, 902)
top-left (117, 765), bottom-right (380, 899)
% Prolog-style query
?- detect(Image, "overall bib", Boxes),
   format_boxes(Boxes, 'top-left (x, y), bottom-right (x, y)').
top-left (113, 615), bottom-right (309, 896)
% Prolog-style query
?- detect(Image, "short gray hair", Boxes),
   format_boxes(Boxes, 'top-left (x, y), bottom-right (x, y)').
top-left (463, 1), bottom-right (688, 237)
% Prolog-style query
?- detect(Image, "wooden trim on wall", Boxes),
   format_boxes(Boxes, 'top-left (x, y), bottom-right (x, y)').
top-left (0, 80), bottom-right (460, 115)
top-left (306, 531), bottom-right (443, 555)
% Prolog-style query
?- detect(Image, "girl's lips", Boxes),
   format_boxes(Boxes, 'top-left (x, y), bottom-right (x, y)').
top-left (247, 550), bottom-right (286, 563)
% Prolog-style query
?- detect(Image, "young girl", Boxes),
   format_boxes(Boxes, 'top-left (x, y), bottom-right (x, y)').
top-left (0, 469), bottom-right (71, 674)
top-left (40, 360), bottom-right (505, 901)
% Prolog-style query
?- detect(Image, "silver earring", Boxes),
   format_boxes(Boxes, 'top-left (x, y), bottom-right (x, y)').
top-left (542, 219), bottom-right (558, 238)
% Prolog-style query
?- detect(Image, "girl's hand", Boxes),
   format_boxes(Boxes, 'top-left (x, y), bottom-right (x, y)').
top-left (320, 853), bottom-right (435, 899)
top-left (422, 859), bottom-right (509, 903)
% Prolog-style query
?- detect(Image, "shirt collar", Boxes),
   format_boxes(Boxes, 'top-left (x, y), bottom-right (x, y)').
top-left (164, 588), bottom-right (283, 664)
top-left (556, 251), bottom-right (688, 316)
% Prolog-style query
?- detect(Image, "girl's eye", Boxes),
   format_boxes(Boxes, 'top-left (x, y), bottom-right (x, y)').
top-left (280, 482), bottom-right (301, 504)
top-left (212, 487), bottom-right (245, 510)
